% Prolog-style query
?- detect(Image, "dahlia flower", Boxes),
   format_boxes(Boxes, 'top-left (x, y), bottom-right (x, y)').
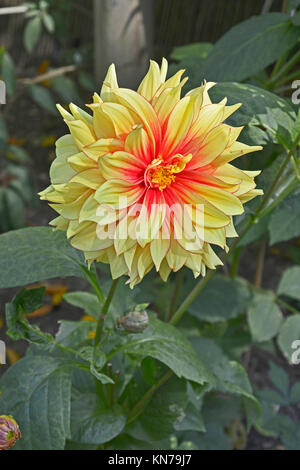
top-left (40, 59), bottom-right (262, 287)
top-left (0, 415), bottom-right (21, 450)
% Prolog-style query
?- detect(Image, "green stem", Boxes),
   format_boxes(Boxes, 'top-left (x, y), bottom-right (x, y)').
top-left (258, 175), bottom-right (299, 219)
top-left (230, 246), bottom-right (242, 278)
top-left (169, 270), bottom-right (215, 326)
top-left (275, 69), bottom-right (300, 89)
top-left (94, 278), bottom-right (119, 347)
top-left (81, 264), bottom-right (105, 304)
top-left (165, 270), bottom-right (184, 321)
top-left (126, 370), bottom-right (173, 425)
top-left (270, 50), bottom-right (290, 79)
top-left (276, 298), bottom-right (299, 314)
top-left (269, 49), bottom-right (300, 87)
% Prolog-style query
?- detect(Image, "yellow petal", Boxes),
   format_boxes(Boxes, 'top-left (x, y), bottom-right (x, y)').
top-left (160, 96), bottom-right (194, 157)
top-left (138, 60), bottom-right (162, 101)
top-left (100, 63), bottom-right (119, 101)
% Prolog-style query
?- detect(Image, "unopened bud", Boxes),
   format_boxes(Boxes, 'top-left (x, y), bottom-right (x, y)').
top-left (0, 415), bottom-right (21, 450)
top-left (117, 309), bottom-right (149, 333)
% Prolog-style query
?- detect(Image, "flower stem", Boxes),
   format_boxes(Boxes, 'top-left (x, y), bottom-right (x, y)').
top-left (94, 278), bottom-right (119, 347)
top-left (169, 270), bottom-right (215, 326)
top-left (126, 370), bottom-right (173, 425)
top-left (165, 270), bottom-right (184, 321)
top-left (230, 246), bottom-right (242, 278)
top-left (81, 264), bottom-right (105, 304)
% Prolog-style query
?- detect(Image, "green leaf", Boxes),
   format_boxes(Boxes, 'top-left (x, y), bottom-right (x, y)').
top-left (14, 286), bottom-right (45, 312)
top-left (196, 394), bottom-right (241, 450)
top-left (247, 293), bottom-right (283, 342)
top-left (71, 393), bottom-right (126, 445)
top-left (1, 187), bottom-right (26, 229)
top-left (0, 226), bottom-right (86, 288)
top-left (237, 214), bottom-right (271, 248)
top-left (278, 266), bottom-right (300, 301)
top-left (278, 314), bottom-right (300, 362)
top-left (199, 13), bottom-right (300, 82)
top-left (127, 376), bottom-right (189, 441)
top-left (279, 415), bottom-right (300, 450)
top-left (6, 287), bottom-right (54, 344)
top-left (42, 12), bottom-right (55, 32)
top-left (258, 388), bottom-right (287, 406)
top-left (188, 275), bottom-right (250, 323)
top-left (63, 291), bottom-right (101, 319)
top-left (28, 84), bottom-right (57, 115)
top-left (24, 17), bottom-right (42, 53)
top-left (268, 361), bottom-right (289, 396)
top-left (114, 315), bottom-right (215, 386)
top-left (175, 402), bottom-right (205, 433)
top-left (191, 338), bottom-right (256, 402)
top-left (269, 190), bottom-right (300, 245)
top-left (56, 320), bottom-right (95, 348)
top-left (1, 51), bottom-right (16, 97)
top-left (290, 382), bottom-right (300, 403)
top-left (6, 165), bottom-right (36, 204)
top-left (210, 82), bottom-right (297, 146)
top-left (0, 355), bottom-right (72, 449)
top-left (170, 42), bottom-right (213, 61)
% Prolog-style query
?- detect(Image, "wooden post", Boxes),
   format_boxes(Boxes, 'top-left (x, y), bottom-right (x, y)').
top-left (94, 0), bottom-right (153, 89)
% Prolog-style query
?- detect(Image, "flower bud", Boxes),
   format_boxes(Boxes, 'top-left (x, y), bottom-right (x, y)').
top-left (0, 415), bottom-right (21, 450)
top-left (117, 310), bottom-right (149, 333)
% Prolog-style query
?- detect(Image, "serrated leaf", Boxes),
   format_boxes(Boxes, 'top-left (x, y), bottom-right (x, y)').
top-left (0, 355), bottom-right (72, 449)
top-left (247, 293), bottom-right (282, 342)
top-left (0, 226), bottom-right (86, 288)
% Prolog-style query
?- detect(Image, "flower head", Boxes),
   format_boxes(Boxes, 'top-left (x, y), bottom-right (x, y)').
top-left (0, 415), bottom-right (21, 450)
top-left (40, 59), bottom-right (262, 287)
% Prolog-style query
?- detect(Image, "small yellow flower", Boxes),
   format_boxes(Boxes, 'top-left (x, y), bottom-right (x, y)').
top-left (40, 59), bottom-right (262, 287)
